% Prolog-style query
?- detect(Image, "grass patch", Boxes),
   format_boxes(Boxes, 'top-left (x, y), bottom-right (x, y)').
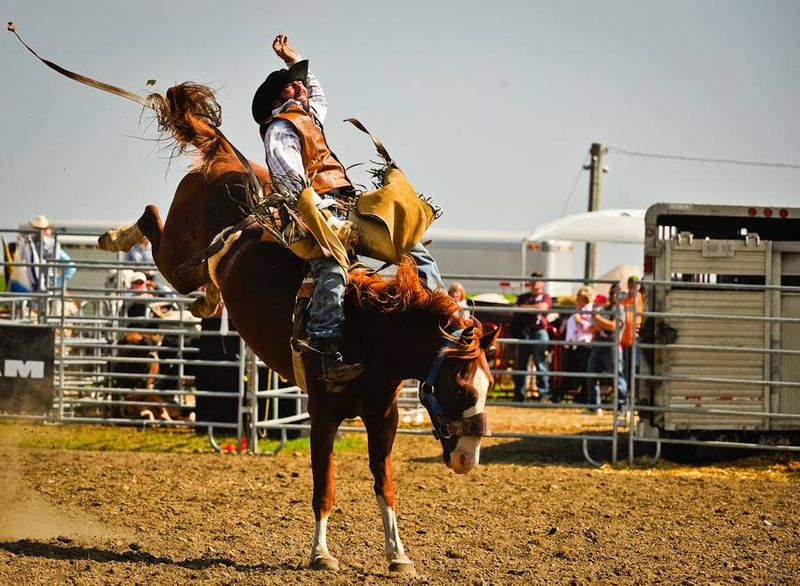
top-left (0, 421), bottom-right (367, 454)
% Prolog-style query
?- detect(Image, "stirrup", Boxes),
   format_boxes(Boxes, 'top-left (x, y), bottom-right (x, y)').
top-left (321, 353), bottom-right (364, 387)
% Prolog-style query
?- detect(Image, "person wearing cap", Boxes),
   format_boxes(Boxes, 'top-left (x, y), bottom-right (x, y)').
top-left (252, 33), bottom-right (444, 388)
top-left (510, 272), bottom-right (552, 402)
top-left (121, 271), bottom-right (153, 313)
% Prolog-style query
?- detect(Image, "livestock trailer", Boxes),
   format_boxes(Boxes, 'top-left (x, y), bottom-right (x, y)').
top-left (639, 203), bottom-right (800, 439)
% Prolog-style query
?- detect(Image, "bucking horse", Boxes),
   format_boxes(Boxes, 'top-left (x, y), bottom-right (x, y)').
top-left (10, 25), bottom-right (498, 574)
top-left (101, 84), bottom-right (498, 574)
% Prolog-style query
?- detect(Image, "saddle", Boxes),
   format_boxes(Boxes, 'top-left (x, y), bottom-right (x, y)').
top-left (289, 275), bottom-right (315, 392)
top-left (286, 163), bottom-right (437, 269)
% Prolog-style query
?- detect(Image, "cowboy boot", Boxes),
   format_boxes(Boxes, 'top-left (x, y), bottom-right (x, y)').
top-left (314, 340), bottom-right (364, 389)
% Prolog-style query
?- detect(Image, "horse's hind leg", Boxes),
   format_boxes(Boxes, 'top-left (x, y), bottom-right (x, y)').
top-left (136, 204), bottom-right (163, 254)
top-left (98, 221), bottom-right (144, 253)
top-left (188, 282), bottom-right (221, 318)
top-left (308, 414), bottom-right (341, 571)
top-left (363, 407), bottom-right (416, 576)
top-left (97, 205), bottom-right (163, 253)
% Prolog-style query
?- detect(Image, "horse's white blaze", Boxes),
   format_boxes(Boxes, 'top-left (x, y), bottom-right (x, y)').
top-left (462, 367), bottom-right (490, 418)
top-left (451, 367), bottom-right (490, 473)
top-left (377, 495), bottom-right (410, 563)
top-left (311, 514), bottom-right (330, 559)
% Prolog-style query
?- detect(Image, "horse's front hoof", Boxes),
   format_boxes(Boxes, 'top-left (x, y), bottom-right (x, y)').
top-left (97, 231), bottom-right (116, 251)
top-left (309, 553), bottom-right (339, 571)
top-left (388, 559), bottom-right (416, 576)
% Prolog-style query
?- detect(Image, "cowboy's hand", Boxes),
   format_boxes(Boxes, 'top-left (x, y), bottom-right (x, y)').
top-left (272, 33), bottom-right (299, 63)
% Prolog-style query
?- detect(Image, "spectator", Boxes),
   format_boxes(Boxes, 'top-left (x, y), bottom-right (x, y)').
top-left (125, 237), bottom-right (154, 266)
top-left (121, 236), bottom-right (176, 298)
top-left (121, 271), bottom-right (157, 317)
top-left (586, 284), bottom-right (627, 415)
top-left (112, 271), bottom-right (165, 411)
top-left (621, 275), bottom-right (644, 388)
top-left (8, 215), bottom-right (76, 293)
top-left (448, 282), bottom-right (470, 318)
top-left (557, 285), bottom-right (594, 403)
top-left (510, 272), bottom-right (552, 402)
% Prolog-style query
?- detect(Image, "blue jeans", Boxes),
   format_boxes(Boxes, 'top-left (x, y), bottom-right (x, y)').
top-left (408, 242), bottom-right (445, 292)
top-left (513, 328), bottom-right (549, 400)
top-left (307, 256), bottom-right (347, 342)
top-left (586, 345), bottom-right (628, 407)
top-left (307, 243), bottom-right (445, 341)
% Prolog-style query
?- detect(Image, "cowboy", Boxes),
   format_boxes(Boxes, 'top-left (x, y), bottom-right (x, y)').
top-left (252, 33), bottom-right (445, 386)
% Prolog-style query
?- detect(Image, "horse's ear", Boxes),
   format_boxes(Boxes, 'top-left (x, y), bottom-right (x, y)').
top-left (479, 324), bottom-right (501, 357)
top-left (460, 325), bottom-right (475, 342)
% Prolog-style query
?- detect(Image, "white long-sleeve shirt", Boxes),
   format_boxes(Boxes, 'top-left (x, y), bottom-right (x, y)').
top-left (263, 55), bottom-right (328, 182)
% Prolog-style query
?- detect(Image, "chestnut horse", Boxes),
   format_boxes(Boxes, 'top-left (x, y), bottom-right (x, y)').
top-left (99, 83), bottom-right (498, 574)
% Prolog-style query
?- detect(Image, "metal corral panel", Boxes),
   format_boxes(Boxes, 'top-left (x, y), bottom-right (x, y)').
top-left (775, 294), bottom-right (800, 429)
top-left (669, 239), bottom-right (767, 275)
top-left (660, 290), bottom-right (767, 430)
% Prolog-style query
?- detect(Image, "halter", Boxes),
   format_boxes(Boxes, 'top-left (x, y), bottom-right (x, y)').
top-left (418, 329), bottom-right (491, 441)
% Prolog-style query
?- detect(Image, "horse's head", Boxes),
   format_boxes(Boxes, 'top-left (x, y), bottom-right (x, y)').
top-left (421, 322), bottom-right (500, 474)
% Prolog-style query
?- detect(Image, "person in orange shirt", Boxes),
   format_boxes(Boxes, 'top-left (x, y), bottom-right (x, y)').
top-left (621, 276), bottom-right (644, 389)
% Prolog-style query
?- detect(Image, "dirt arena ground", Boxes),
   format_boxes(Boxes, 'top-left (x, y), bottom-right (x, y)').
top-left (1, 407), bottom-right (798, 585)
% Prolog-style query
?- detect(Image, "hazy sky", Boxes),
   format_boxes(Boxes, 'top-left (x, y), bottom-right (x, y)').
top-left (2, 1), bottom-right (799, 275)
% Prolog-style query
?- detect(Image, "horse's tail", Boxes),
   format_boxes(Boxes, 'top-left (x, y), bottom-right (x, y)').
top-left (148, 83), bottom-right (225, 172)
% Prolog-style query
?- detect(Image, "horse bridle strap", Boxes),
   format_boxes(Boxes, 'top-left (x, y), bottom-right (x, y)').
top-left (440, 412), bottom-right (491, 438)
top-left (418, 329), bottom-right (491, 439)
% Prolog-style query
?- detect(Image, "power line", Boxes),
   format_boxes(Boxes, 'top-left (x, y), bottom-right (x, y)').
top-left (607, 146), bottom-right (800, 170)
top-left (559, 153), bottom-right (590, 218)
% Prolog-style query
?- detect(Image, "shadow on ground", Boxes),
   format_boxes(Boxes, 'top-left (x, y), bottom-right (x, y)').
top-left (0, 539), bottom-right (298, 573)
top-left (410, 433), bottom-right (795, 468)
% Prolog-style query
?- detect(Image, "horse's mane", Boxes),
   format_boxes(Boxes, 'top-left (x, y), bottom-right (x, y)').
top-left (349, 258), bottom-right (483, 360)
top-left (148, 83), bottom-right (225, 174)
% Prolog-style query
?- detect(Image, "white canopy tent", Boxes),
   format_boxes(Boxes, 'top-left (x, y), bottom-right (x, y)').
top-left (527, 209), bottom-right (646, 244)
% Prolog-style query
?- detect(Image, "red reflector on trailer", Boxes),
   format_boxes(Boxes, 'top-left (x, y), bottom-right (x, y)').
top-left (644, 255), bottom-right (653, 274)
top-left (748, 207), bottom-right (757, 216)
top-left (779, 208), bottom-right (789, 218)
top-left (764, 208), bottom-right (773, 217)
top-left (499, 281), bottom-right (511, 287)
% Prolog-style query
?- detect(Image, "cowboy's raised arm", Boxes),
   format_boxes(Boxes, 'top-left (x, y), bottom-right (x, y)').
top-left (272, 33), bottom-right (298, 64)
top-left (271, 33), bottom-right (328, 122)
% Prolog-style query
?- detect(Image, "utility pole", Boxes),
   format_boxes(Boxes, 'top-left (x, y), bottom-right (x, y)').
top-left (583, 143), bottom-right (606, 281)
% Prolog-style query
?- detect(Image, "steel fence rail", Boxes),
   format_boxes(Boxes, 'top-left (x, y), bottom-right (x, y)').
top-left (2, 255), bottom-right (635, 465)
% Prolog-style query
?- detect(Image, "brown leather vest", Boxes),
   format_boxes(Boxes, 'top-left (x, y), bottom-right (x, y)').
top-left (268, 104), bottom-right (351, 195)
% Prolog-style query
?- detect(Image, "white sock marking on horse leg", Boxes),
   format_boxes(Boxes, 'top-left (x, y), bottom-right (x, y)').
top-left (311, 514), bottom-right (331, 559)
top-left (377, 495), bottom-right (409, 563)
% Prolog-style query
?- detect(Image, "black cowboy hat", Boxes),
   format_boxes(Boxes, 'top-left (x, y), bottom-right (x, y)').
top-left (251, 59), bottom-right (309, 124)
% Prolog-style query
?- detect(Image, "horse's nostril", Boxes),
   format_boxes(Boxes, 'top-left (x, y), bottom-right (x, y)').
top-left (457, 452), bottom-right (467, 468)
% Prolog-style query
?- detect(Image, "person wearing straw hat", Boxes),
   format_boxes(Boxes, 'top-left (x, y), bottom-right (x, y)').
top-left (8, 214), bottom-right (75, 293)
